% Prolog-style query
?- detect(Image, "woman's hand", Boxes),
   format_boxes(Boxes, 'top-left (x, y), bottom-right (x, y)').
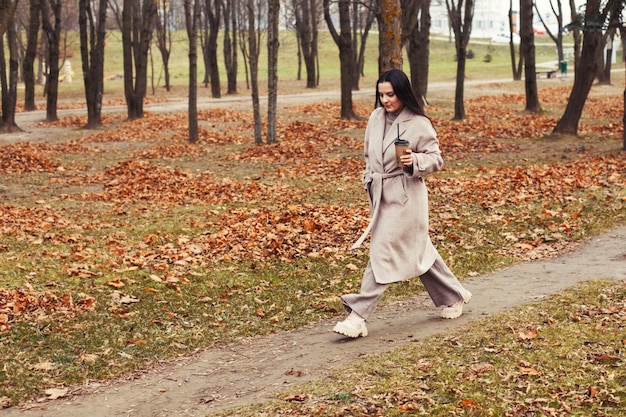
top-left (400, 149), bottom-right (413, 166)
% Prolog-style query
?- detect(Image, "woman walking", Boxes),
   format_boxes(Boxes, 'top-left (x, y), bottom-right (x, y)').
top-left (333, 69), bottom-right (472, 338)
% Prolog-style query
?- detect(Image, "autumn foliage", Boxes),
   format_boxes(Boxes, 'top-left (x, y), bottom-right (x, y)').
top-left (2, 87), bottom-right (625, 324)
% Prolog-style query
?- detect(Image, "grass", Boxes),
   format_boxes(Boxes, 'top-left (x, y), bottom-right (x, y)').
top-left (29, 30), bottom-right (563, 102)
top-left (1, 29), bottom-right (625, 411)
top-left (218, 280), bottom-right (625, 416)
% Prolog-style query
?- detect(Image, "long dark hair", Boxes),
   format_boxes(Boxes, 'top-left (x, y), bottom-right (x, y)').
top-left (375, 68), bottom-right (426, 117)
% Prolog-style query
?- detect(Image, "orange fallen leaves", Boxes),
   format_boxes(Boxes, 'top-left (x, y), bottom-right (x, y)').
top-left (0, 288), bottom-right (96, 333)
top-left (2, 86), bottom-right (625, 334)
top-left (0, 142), bottom-right (61, 174)
top-left (518, 327), bottom-right (538, 340)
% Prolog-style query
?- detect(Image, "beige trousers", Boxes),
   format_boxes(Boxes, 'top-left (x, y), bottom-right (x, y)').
top-left (340, 253), bottom-right (467, 320)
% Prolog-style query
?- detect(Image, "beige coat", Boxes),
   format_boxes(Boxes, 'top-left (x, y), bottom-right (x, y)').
top-left (352, 106), bottom-right (443, 284)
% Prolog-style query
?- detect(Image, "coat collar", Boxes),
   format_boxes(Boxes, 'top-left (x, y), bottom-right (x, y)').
top-left (371, 107), bottom-right (413, 161)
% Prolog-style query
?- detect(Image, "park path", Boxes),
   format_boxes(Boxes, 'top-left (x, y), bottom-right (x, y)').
top-left (4, 225), bottom-right (626, 417)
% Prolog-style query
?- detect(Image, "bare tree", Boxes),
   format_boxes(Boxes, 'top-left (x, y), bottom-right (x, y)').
top-left (377, 0), bottom-right (402, 72)
top-left (620, 23), bottom-right (626, 151)
top-left (184, 0), bottom-right (201, 142)
top-left (567, 0), bottom-right (582, 68)
top-left (595, 4), bottom-right (622, 85)
top-left (508, 0), bottom-right (523, 80)
top-left (445, 0), bottom-right (474, 120)
top-left (23, 0), bottom-right (40, 111)
top-left (352, 0), bottom-right (375, 89)
top-left (114, 0), bottom-right (157, 120)
top-left (154, 0), bottom-right (173, 91)
top-left (323, 0), bottom-right (357, 119)
top-left (201, 0), bottom-right (221, 97)
top-left (1, 0), bottom-right (21, 133)
top-left (41, 0), bottom-right (63, 121)
top-left (552, 0), bottom-right (623, 136)
top-left (247, 0), bottom-right (262, 143)
top-left (267, 0), bottom-right (279, 144)
top-left (403, 0), bottom-right (430, 105)
top-left (223, 0), bottom-right (238, 94)
top-left (292, 0), bottom-right (319, 88)
top-left (78, 0), bottom-right (107, 128)
top-left (534, 0), bottom-right (566, 67)
top-left (520, 0), bottom-right (540, 112)
top-left (236, 0), bottom-right (251, 90)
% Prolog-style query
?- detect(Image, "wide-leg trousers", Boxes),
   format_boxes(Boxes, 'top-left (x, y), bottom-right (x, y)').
top-left (341, 252), bottom-right (467, 320)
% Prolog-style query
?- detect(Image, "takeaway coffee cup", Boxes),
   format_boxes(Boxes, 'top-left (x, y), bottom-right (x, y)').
top-left (394, 138), bottom-right (409, 168)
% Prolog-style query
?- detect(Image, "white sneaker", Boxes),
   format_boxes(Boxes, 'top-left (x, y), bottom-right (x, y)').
top-left (441, 289), bottom-right (472, 319)
top-left (332, 311), bottom-right (368, 338)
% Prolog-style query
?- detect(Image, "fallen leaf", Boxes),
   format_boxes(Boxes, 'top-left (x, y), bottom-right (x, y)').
top-left (518, 327), bottom-right (538, 340)
top-left (32, 362), bottom-right (55, 371)
top-left (283, 394), bottom-right (307, 402)
top-left (45, 388), bottom-right (68, 400)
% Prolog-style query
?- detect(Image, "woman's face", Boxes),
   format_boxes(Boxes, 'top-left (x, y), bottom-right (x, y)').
top-left (378, 81), bottom-right (404, 113)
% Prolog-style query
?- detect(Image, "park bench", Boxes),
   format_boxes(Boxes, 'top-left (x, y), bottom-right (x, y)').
top-left (536, 69), bottom-right (557, 78)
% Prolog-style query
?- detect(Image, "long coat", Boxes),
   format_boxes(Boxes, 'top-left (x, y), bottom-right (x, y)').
top-left (352, 106), bottom-right (444, 284)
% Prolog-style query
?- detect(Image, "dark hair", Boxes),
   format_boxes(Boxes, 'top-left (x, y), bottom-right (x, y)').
top-left (375, 68), bottom-right (426, 117)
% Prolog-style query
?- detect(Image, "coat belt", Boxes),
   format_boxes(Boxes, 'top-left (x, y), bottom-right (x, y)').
top-left (351, 171), bottom-right (404, 250)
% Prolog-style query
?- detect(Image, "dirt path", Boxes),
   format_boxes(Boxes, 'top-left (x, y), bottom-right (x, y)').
top-left (4, 77), bottom-right (526, 146)
top-left (4, 225), bottom-right (625, 417)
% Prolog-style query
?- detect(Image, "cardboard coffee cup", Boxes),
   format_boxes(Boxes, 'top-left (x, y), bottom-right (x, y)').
top-left (394, 138), bottom-right (409, 168)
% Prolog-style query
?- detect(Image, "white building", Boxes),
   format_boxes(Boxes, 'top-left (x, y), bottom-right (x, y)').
top-left (430, 0), bottom-right (584, 39)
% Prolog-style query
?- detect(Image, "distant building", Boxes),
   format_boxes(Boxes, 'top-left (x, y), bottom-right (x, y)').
top-left (429, 0), bottom-right (583, 39)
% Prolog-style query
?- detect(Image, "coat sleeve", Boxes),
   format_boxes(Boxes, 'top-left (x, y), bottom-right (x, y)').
top-left (407, 116), bottom-right (443, 178)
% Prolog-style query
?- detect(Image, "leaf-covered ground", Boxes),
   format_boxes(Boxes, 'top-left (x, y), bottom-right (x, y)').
top-left (0, 83), bottom-right (625, 408)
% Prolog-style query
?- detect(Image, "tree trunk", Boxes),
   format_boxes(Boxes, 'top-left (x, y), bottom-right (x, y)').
top-left (552, 0), bottom-right (602, 136)
top-left (185, 0), bottom-right (200, 143)
top-left (453, 47), bottom-right (466, 120)
top-left (1, 3), bottom-right (21, 133)
top-left (446, 0), bottom-right (474, 121)
top-left (23, 0), bottom-right (40, 112)
top-left (237, 3), bottom-right (250, 91)
top-left (324, 0), bottom-right (357, 120)
top-left (266, 0), bottom-right (279, 144)
top-left (247, 0), bottom-right (261, 144)
top-left (223, 0), bottom-right (238, 94)
top-left (619, 25), bottom-right (626, 151)
top-left (594, 33), bottom-right (609, 84)
top-left (602, 34), bottom-right (613, 84)
top-left (356, 6), bottom-right (374, 79)
top-left (293, 0), bottom-right (318, 88)
top-left (204, 0), bottom-right (221, 98)
top-left (508, 1), bottom-right (522, 80)
top-left (569, 0), bottom-right (582, 68)
top-left (155, 0), bottom-right (172, 91)
top-left (534, 0), bottom-right (564, 64)
top-left (79, 0), bottom-right (107, 129)
top-left (349, 1), bottom-right (375, 91)
top-left (122, 0), bottom-right (156, 121)
top-left (378, 0), bottom-right (402, 72)
top-left (520, 0), bottom-right (540, 112)
top-left (405, 0), bottom-right (430, 105)
top-left (42, 0), bottom-right (62, 122)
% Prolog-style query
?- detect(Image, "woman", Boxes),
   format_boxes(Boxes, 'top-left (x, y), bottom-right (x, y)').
top-left (333, 69), bottom-right (472, 338)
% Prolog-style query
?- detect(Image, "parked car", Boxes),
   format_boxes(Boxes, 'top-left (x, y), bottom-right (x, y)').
top-left (491, 32), bottom-right (521, 45)
top-left (533, 26), bottom-right (546, 35)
